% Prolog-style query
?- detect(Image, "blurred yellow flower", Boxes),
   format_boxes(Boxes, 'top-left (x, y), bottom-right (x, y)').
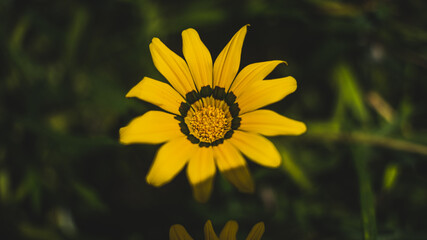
top-left (169, 220), bottom-right (265, 240)
top-left (120, 25), bottom-right (306, 202)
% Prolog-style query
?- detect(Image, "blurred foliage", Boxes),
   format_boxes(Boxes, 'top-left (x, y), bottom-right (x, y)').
top-left (1, 0), bottom-right (427, 239)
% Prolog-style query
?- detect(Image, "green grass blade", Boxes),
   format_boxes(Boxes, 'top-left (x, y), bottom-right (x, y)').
top-left (353, 147), bottom-right (377, 240)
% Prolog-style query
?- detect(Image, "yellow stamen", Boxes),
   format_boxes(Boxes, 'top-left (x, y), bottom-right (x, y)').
top-left (188, 106), bottom-right (229, 143)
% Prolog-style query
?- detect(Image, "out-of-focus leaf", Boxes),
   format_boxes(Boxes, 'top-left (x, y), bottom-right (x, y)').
top-left (306, 121), bottom-right (341, 135)
top-left (280, 148), bottom-right (313, 192)
top-left (398, 99), bottom-right (414, 137)
top-left (47, 113), bottom-right (69, 133)
top-left (19, 223), bottom-right (62, 240)
top-left (366, 91), bottom-right (394, 123)
top-left (135, 0), bottom-right (164, 39)
top-left (15, 170), bottom-right (42, 211)
top-left (53, 207), bottom-right (77, 236)
top-left (9, 16), bottom-right (29, 53)
top-left (0, 170), bottom-right (10, 202)
top-left (65, 7), bottom-right (89, 63)
top-left (353, 147), bottom-right (377, 240)
top-left (73, 182), bottom-right (107, 212)
top-left (334, 63), bottom-right (369, 123)
top-left (382, 163), bottom-right (399, 191)
top-left (309, 0), bottom-right (363, 16)
top-left (171, 1), bottom-right (225, 31)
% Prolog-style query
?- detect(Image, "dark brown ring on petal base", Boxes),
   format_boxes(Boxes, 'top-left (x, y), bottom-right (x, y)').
top-left (175, 85), bottom-right (241, 147)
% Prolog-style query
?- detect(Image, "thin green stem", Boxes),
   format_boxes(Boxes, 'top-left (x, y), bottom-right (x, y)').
top-left (353, 147), bottom-right (377, 240)
top-left (306, 131), bottom-right (427, 156)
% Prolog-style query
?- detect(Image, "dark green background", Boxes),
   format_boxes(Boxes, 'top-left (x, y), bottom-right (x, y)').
top-left (1, 0), bottom-right (427, 239)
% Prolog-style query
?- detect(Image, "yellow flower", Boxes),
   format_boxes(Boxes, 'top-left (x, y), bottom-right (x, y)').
top-left (120, 25), bottom-right (306, 202)
top-left (169, 220), bottom-right (265, 240)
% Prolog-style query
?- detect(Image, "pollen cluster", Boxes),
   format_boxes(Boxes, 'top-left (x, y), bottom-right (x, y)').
top-left (188, 106), bottom-right (229, 143)
top-left (176, 86), bottom-right (241, 147)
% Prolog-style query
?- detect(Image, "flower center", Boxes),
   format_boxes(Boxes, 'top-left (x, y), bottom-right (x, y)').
top-left (188, 106), bottom-right (229, 143)
top-left (176, 86), bottom-right (241, 147)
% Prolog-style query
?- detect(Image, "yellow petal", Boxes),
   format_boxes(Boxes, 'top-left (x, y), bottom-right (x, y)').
top-left (146, 137), bottom-right (197, 187)
top-left (213, 141), bottom-right (254, 193)
top-left (213, 25), bottom-right (248, 88)
top-left (238, 76), bottom-right (297, 114)
top-left (150, 37), bottom-right (196, 96)
top-left (126, 77), bottom-right (184, 115)
top-left (182, 28), bottom-right (213, 90)
top-left (187, 147), bottom-right (215, 202)
top-left (229, 60), bottom-right (286, 97)
top-left (192, 177), bottom-right (214, 203)
top-left (219, 221), bottom-right (238, 240)
top-left (204, 220), bottom-right (220, 240)
top-left (169, 224), bottom-right (194, 240)
top-left (228, 131), bottom-right (281, 168)
top-left (240, 109), bottom-right (306, 136)
top-left (119, 111), bottom-right (182, 144)
top-left (245, 222), bottom-right (265, 240)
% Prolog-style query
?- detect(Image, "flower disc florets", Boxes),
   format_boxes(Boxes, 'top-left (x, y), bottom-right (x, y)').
top-left (174, 86), bottom-right (241, 147)
top-left (188, 106), bottom-right (229, 143)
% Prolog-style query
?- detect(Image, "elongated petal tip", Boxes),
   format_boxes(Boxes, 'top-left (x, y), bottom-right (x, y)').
top-left (242, 180), bottom-right (255, 193)
top-left (170, 224), bottom-right (194, 240)
top-left (192, 177), bottom-right (214, 203)
top-left (246, 222), bottom-right (265, 240)
top-left (151, 37), bottom-right (160, 43)
top-left (268, 159), bottom-right (281, 168)
top-left (146, 137), bottom-right (195, 187)
top-left (204, 220), bottom-right (219, 240)
top-left (238, 76), bottom-right (298, 114)
top-left (296, 122), bottom-right (307, 135)
top-left (287, 76), bottom-right (297, 89)
top-left (269, 60), bottom-right (287, 66)
top-left (149, 36), bottom-right (195, 96)
top-left (214, 142), bottom-right (255, 194)
top-left (125, 78), bottom-right (146, 98)
top-left (146, 174), bottom-right (162, 187)
top-left (229, 131), bottom-right (281, 168)
top-left (213, 24), bottom-right (250, 88)
top-left (239, 110), bottom-right (306, 137)
top-left (187, 148), bottom-right (215, 202)
top-left (220, 220), bottom-right (239, 240)
top-left (119, 127), bottom-right (129, 144)
top-left (182, 27), bottom-right (213, 89)
top-left (148, 38), bottom-right (159, 51)
top-left (230, 60), bottom-right (289, 96)
top-left (182, 28), bottom-right (197, 35)
top-left (119, 111), bottom-right (182, 145)
top-left (222, 166), bottom-right (254, 193)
